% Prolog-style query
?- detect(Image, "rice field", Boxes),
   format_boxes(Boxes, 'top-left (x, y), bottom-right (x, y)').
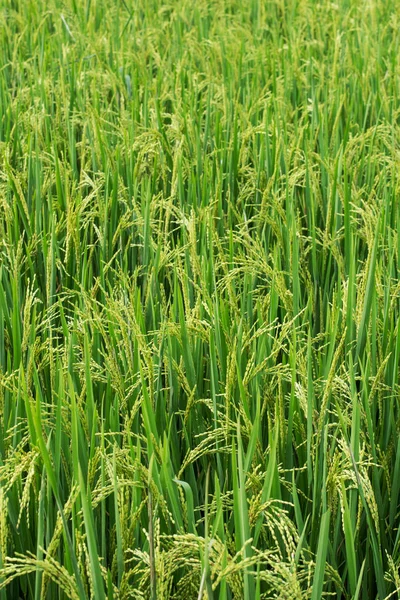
top-left (1, 0), bottom-right (400, 598)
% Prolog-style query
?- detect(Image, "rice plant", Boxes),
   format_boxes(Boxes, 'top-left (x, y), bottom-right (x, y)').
top-left (1, 0), bottom-right (400, 598)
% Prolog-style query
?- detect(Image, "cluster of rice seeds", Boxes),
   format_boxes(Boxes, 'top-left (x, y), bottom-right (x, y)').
top-left (1, 0), bottom-right (400, 598)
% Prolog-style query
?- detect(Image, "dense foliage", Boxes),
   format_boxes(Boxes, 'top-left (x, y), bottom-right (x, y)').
top-left (1, 0), bottom-right (400, 598)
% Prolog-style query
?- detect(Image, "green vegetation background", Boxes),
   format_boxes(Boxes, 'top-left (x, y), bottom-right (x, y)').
top-left (0, 0), bottom-right (400, 598)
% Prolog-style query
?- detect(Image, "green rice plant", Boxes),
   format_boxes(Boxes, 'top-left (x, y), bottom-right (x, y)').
top-left (1, 0), bottom-right (400, 598)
